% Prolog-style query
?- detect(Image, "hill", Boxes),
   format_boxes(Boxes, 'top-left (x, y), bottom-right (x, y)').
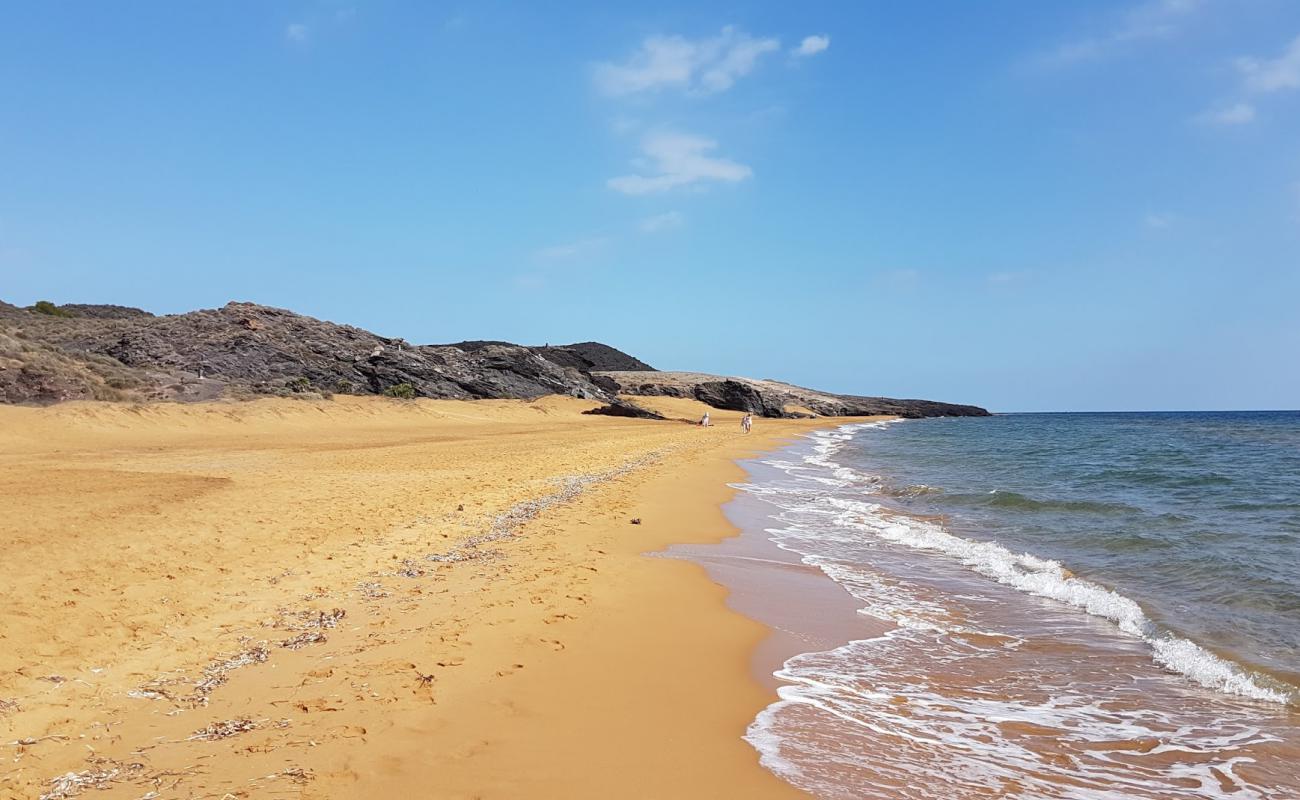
top-left (0, 299), bottom-right (989, 418)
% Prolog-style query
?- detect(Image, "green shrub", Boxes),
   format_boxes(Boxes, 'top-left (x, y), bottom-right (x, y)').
top-left (383, 383), bottom-right (416, 399)
top-left (285, 376), bottom-right (311, 393)
top-left (336, 379), bottom-right (355, 394)
top-left (31, 300), bottom-right (71, 318)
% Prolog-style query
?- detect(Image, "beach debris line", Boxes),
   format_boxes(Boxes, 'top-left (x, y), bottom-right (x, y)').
top-left (39, 759), bottom-right (144, 800)
top-left (0, 697), bottom-right (19, 714)
top-left (189, 717), bottom-right (260, 740)
top-left (40, 769), bottom-right (120, 800)
top-left (279, 630), bottom-right (328, 650)
top-left (396, 558), bottom-right (426, 578)
top-left (193, 641), bottom-right (270, 702)
top-left (273, 607), bottom-right (346, 631)
top-left (420, 452), bottom-right (671, 567)
top-left (356, 580), bottom-right (390, 598)
top-left (270, 767), bottom-right (314, 784)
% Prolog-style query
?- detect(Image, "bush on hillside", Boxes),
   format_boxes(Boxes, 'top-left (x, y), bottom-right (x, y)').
top-left (383, 383), bottom-right (416, 399)
top-left (31, 300), bottom-right (72, 318)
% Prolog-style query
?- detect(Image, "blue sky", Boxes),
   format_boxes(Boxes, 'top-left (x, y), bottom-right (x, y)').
top-left (2, 1), bottom-right (1298, 411)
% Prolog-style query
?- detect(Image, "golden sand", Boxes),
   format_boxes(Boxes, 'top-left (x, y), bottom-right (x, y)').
top-left (0, 394), bottom-right (871, 798)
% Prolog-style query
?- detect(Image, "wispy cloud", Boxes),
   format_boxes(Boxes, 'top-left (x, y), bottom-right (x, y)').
top-left (594, 26), bottom-right (780, 96)
top-left (1237, 35), bottom-right (1300, 93)
top-left (285, 23), bottom-right (309, 43)
top-left (1039, 0), bottom-right (1201, 67)
top-left (1144, 212), bottom-right (1177, 229)
top-left (1194, 36), bottom-right (1300, 128)
top-left (639, 211), bottom-right (685, 233)
top-left (535, 237), bottom-right (609, 261)
top-left (793, 35), bottom-right (830, 58)
top-left (610, 115), bottom-right (641, 136)
top-left (608, 131), bottom-right (752, 195)
top-left (1196, 102), bottom-right (1256, 126)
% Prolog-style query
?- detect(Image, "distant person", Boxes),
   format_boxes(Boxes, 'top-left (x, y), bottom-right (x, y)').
top-left (699, 412), bottom-right (711, 427)
top-left (741, 413), bottom-right (753, 434)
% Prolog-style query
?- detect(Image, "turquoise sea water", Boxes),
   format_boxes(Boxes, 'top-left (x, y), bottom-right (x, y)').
top-left (739, 411), bottom-right (1300, 799)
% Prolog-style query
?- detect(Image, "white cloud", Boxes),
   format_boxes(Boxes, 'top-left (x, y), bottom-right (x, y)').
top-left (1041, 0), bottom-right (1201, 66)
top-left (1113, 0), bottom-right (1201, 41)
top-left (610, 116), bottom-right (641, 135)
top-left (1144, 212), bottom-right (1176, 229)
top-left (286, 23), bottom-right (309, 43)
top-left (608, 131), bottom-right (752, 194)
top-left (1237, 35), bottom-right (1300, 93)
top-left (594, 26), bottom-right (780, 96)
top-left (535, 237), bottom-right (609, 261)
top-left (793, 35), bottom-right (830, 57)
top-left (639, 211), bottom-right (685, 233)
top-left (1197, 102), bottom-right (1256, 126)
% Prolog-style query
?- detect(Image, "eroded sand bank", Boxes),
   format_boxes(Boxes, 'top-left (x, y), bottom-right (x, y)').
top-left (0, 394), bottom-right (864, 799)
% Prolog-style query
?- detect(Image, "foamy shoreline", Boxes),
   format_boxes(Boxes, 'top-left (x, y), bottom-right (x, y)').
top-left (710, 421), bottom-right (1300, 799)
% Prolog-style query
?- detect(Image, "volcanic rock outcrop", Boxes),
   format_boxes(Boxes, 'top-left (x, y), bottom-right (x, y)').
top-left (0, 299), bottom-right (990, 418)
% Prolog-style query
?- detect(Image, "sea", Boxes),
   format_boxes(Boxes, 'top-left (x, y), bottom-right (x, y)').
top-left (725, 411), bottom-right (1300, 799)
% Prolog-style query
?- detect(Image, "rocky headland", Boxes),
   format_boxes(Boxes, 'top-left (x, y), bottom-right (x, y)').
top-left (0, 299), bottom-right (989, 418)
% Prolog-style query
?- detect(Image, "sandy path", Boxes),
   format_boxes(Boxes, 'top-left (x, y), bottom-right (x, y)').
top-left (0, 395), bottom-right (847, 798)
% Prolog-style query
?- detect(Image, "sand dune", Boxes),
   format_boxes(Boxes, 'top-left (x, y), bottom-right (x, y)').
top-left (0, 395), bottom-right (854, 798)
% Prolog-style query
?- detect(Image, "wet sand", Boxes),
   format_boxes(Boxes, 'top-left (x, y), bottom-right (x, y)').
top-left (667, 489), bottom-right (891, 690)
top-left (0, 394), bottom-right (879, 799)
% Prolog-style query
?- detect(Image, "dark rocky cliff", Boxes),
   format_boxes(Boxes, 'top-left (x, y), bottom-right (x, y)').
top-left (0, 299), bottom-right (990, 418)
top-left (0, 301), bottom-right (616, 405)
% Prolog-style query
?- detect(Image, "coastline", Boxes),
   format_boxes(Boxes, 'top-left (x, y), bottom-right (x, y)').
top-left (0, 394), bottom-right (875, 799)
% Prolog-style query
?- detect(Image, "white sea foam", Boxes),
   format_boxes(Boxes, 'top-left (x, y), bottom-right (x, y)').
top-left (747, 632), bottom-right (1282, 799)
top-left (780, 423), bottom-right (1293, 706)
top-left (736, 421), bottom-right (1297, 799)
top-left (821, 496), bottom-right (1290, 705)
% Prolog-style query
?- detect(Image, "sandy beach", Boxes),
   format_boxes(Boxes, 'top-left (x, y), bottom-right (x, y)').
top-left (0, 394), bottom-right (878, 799)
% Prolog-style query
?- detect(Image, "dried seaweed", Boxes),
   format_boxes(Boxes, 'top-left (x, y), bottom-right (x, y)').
top-left (40, 768), bottom-right (121, 800)
top-left (189, 718), bottom-right (259, 740)
top-left (356, 581), bottom-right (389, 599)
top-left (0, 697), bottom-right (19, 715)
top-left (273, 607), bottom-right (346, 631)
top-left (418, 456), bottom-right (666, 567)
top-left (279, 630), bottom-right (328, 650)
top-left (39, 760), bottom-right (143, 800)
top-left (395, 559), bottom-right (426, 578)
top-left (272, 766), bottom-right (313, 784)
top-left (193, 642), bottom-right (270, 700)
top-left (425, 547), bottom-right (500, 564)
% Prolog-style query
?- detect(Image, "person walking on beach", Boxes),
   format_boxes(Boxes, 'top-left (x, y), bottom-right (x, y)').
top-left (741, 413), bottom-right (753, 434)
top-left (699, 412), bottom-right (711, 427)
